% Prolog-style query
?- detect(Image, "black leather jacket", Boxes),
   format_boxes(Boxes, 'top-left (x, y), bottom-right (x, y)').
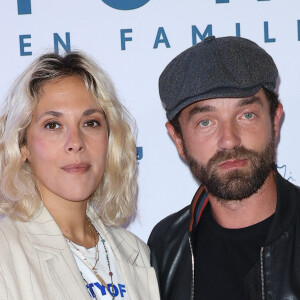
top-left (148, 172), bottom-right (300, 300)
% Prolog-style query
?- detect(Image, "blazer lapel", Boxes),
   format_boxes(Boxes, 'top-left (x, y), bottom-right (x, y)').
top-left (24, 206), bottom-right (90, 299)
top-left (88, 206), bottom-right (159, 300)
top-left (43, 248), bottom-right (91, 299)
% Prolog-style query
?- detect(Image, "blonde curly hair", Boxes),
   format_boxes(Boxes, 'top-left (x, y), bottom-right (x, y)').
top-left (0, 51), bottom-right (137, 226)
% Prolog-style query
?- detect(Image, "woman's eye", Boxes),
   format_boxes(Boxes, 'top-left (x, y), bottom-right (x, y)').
top-left (243, 112), bottom-right (254, 119)
top-left (199, 119), bottom-right (211, 127)
top-left (45, 122), bottom-right (61, 130)
top-left (84, 120), bottom-right (100, 127)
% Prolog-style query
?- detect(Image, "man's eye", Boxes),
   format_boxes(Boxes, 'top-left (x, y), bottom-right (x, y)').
top-left (84, 120), bottom-right (100, 127)
top-left (243, 112), bottom-right (254, 119)
top-left (45, 122), bottom-right (61, 130)
top-left (199, 119), bottom-right (211, 127)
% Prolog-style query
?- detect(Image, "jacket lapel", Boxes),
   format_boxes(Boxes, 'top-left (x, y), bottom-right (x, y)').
top-left (87, 206), bottom-right (159, 300)
top-left (24, 205), bottom-right (157, 300)
top-left (24, 206), bottom-right (90, 299)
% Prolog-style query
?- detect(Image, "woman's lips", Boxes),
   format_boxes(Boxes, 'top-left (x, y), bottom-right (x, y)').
top-left (61, 163), bottom-right (91, 174)
top-left (218, 159), bottom-right (248, 170)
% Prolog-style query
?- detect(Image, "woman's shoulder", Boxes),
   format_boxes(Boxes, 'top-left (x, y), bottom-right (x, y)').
top-left (0, 215), bottom-right (25, 253)
top-left (105, 224), bottom-right (149, 253)
top-left (106, 225), bottom-right (152, 267)
top-left (0, 215), bottom-right (19, 237)
top-left (110, 226), bottom-right (148, 249)
top-left (88, 206), bottom-right (149, 252)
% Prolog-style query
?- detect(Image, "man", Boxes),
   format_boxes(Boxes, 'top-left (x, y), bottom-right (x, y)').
top-left (148, 36), bottom-right (300, 300)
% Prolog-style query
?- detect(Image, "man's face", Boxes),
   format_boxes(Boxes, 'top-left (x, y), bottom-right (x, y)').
top-left (167, 89), bottom-right (282, 201)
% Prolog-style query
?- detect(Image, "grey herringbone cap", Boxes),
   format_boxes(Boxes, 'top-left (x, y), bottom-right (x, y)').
top-left (159, 36), bottom-right (278, 120)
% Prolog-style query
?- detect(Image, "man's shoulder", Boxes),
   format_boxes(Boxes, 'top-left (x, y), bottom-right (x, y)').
top-left (148, 205), bottom-right (191, 246)
top-left (277, 172), bottom-right (300, 208)
top-left (288, 179), bottom-right (300, 213)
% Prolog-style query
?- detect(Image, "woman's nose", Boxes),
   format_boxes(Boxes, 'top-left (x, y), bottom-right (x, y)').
top-left (64, 128), bottom-right (85, 153)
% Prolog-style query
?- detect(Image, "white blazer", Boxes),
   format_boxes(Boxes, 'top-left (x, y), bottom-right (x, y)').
top-left (0, 205), bottom-right (160, 300)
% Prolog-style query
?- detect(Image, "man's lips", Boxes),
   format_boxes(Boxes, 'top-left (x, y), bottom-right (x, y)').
top-left (61, 163), bottom-right (91, 174)
top-left (218, 159), bottom-right (248, 170)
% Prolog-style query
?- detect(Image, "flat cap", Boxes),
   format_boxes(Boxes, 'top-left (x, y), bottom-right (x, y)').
top-left (159, 36), bottom-right (278, 120)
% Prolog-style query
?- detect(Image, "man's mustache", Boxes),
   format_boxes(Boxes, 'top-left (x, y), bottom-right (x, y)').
top-left (207, 146), bottom-right (259, 169)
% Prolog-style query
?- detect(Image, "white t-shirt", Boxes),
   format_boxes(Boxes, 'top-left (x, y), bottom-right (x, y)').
top-left (69, 237), bottom-right (131, 299)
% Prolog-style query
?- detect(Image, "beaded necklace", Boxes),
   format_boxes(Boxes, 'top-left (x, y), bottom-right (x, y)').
top-left (66, 217), bottom-right (115, 299)
top-left (80, 271), bottom-right (99, 300)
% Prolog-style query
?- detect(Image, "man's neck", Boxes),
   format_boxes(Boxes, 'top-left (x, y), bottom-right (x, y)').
top-left (208, 172), bottom-right (277, 229)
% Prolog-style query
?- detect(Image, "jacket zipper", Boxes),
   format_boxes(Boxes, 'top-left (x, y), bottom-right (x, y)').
top-left (188, 235), bottom-right (195, 300)
top-left (260, 247), bottom-right (265, 300)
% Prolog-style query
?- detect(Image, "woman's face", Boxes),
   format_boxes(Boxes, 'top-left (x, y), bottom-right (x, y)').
top-left (22, 75), bottom-right (108, 204)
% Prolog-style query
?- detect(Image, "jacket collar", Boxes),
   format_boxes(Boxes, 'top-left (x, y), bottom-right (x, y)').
top-left (189, 170), bottom-right (299, 240)
top-left (24, 204), bottom-right (67, 253)
top-left (23, 205), bottom-right (90, 299)
top-left (265, 171), bottom-right (299, 244)
top-left (25, 204), bottom-right (140, 265)
top-left (188, 185), bottom-right (209, 232)
top-left (87, 205), bottom-right (140, 264)
top-left (86, 206), bottom-right (148, 300)
top-left (23, 204), bottom-right (144, 300)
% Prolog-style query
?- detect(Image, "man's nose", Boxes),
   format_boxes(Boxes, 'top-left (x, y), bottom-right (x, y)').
top-left (217, 120), bottom-right (241, 151)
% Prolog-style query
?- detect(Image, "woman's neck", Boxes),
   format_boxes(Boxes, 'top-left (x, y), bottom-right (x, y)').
top-left (42, 191), bottom-right (98, 248)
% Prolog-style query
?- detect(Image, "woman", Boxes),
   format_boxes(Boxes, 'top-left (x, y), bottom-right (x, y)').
top-left (0, 52), bottom-right (160, 299)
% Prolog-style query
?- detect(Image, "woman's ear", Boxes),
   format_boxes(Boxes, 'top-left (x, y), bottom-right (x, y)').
top-left (21, 144), bottom-right (30, 163)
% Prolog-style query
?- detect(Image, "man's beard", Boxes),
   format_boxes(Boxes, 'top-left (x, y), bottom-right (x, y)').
top-left (183, 138), bottom-right (276, 201)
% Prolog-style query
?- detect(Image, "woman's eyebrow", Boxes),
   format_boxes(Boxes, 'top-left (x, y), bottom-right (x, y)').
top-left (82, 108), bottom-right (104, 116)
top-left (36, 109), bottom-right (104, 122)
top-left (36, 111), bottom-right (63, 122)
